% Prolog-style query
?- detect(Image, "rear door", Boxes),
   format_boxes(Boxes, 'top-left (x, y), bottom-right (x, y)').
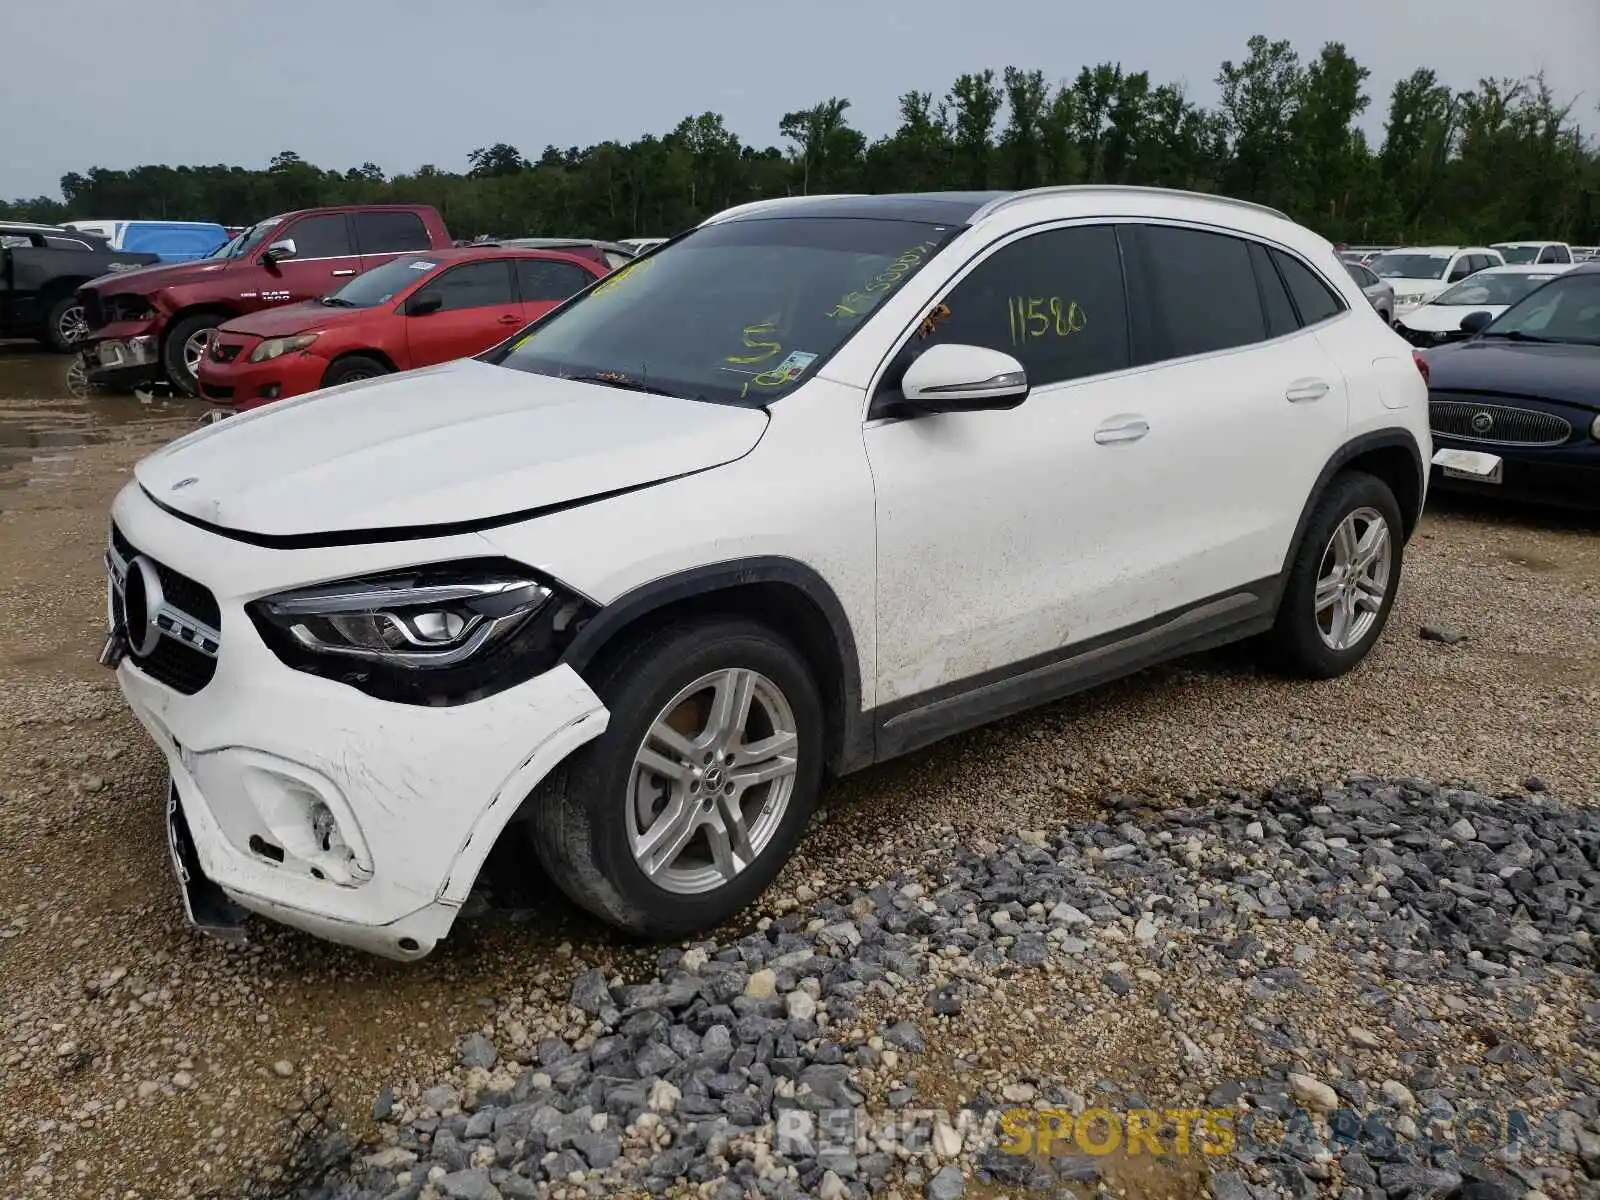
top-left (403, 259), bottom-right (521, 367)
top-left (1115, 223), bottom-right (1352, 599)
top-left (258, 213), bottom-right (363, 303)
top-left (513, 256), bottom-right (599, 323)
top-left (353, 210), bottom-right (433, 272)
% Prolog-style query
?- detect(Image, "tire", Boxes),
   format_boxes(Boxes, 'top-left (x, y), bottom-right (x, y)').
top-left (526, 618), bottom-right (824, 937)
top-left (1265, 469), bottom-right (1405, 680)
top-left (321, 355), bottom-right (390, 389)
top-left (40, 295), bottom-right (90, 353)
top-left (162, 313), bottom-right (222, 396)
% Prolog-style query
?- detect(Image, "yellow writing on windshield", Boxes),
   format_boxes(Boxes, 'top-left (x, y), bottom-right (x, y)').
top-left (1007, 296), bottom-right (1086, 347)
top-left (590, 257), bottom-right (655, 299)
top-left (725, 322), bottom-right (782, 365)
top-left (826, 239), bottom-right (943, 320)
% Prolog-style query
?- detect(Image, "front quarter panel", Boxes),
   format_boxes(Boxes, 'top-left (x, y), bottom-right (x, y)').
top-left (481, 377), bottom-right (880, 709)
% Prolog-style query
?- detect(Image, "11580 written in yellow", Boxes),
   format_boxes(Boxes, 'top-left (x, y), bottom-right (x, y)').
top-left (1007, 296), bottom-right (1086, 348)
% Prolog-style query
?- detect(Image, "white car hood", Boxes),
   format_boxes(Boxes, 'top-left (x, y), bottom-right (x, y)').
top-left (134, 359), bottom-right (769, 540)
top-left (1385, 277), bottom-right (1449, 299)
top-left (1400, 303), bottom-right (1509, 334)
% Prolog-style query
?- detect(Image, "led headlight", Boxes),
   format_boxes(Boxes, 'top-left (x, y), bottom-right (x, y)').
top-left (247, 558), bottom-right (592, 705)
top-left (1592, 412), bottom-right (1600, 441)
top-left (250, 334), bottom-right (319, 362)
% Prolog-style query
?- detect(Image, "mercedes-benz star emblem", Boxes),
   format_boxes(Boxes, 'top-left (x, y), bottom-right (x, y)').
top-left (1470, 412), bottom-right (1494, 435)
top-left (120, 555), bottom-right (167, 658)
top-left (171, 477), bottom-right (199, 491)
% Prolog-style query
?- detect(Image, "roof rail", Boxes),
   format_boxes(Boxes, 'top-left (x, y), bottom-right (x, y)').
top-left (699, 194), bottom-right (865, 226)
top-left (969, 185), bottom-right (1290, 224)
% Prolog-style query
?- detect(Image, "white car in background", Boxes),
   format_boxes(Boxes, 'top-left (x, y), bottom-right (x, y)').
top-left (99, 186), bottom-right (1432, 959)
top-left (1369, 246), bottom-right (1505, 318)
top-left (620, 237), bottom-right (669, 253)
top-left (1490, 241), bottom-right (1573, 266)
top-left (1394, 263), bottom-right (1575, 347)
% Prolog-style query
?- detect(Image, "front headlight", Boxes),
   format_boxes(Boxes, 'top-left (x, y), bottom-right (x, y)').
top-left (1591, 412), bottom-right (1600, 441)
top-left (247, 558), bottom-right (593, 705)
top-left (250, 334), bottom-right (319, 363)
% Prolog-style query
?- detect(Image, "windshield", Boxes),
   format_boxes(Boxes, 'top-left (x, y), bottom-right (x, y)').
top-left (493, 216), bottom-right (958, 406)
top-left (1481, 273), bottom-right (1600, 344)
top-left (324, 255), bottom-right (438, 306)
top-left (1371, 253), bottom-right (1450, 280)
top-left (1493, 245), bottom-right (1539, 264)
top-left (207, 231), bottom-right (245, 258)
top-left (1431, 272), bottom-right (1561, 306)
top-left (222, 216), bottom-right (285, 259)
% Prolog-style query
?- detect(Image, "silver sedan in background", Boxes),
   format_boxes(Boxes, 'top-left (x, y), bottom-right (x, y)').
top-left (1344, 260), bottom-right (1395, 324)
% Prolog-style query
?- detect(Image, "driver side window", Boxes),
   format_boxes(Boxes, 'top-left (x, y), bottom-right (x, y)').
top-left (886, 224), bottom-right (1130, 394)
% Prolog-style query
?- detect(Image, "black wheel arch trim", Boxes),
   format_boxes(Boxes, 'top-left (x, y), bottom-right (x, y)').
top-left (559, 557), bottom-right (870, 775)
top-left (1281, 428), bottom-right (1425, 578)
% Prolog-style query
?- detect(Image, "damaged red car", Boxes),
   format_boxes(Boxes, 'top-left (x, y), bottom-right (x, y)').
top-left (196, 247), bottom-right (606, 412)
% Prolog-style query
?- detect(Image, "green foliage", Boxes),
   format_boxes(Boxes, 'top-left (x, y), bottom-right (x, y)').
top-left (6, 39), bottom-right (1596, 245)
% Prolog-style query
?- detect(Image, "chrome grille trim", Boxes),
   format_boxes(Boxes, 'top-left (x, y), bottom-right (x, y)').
top-left (106, 541), bottom-right (221, 657)
top-left (1428, 400), bottom-right (1572, 448)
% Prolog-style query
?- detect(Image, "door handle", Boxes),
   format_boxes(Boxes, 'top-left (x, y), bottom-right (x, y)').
top-left (1093, 418), bottom-right (1150, 445)
top-left (330, 269), bottom-right (356, 277)
top-left (498, 314), bottom-right (522, 324)
top-left (1285, 378), bottom-right (1330, 403)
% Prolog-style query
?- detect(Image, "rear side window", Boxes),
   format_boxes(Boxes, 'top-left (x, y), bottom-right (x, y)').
top-left (355, 211), bottom-right (430, 254)
top-left (281, 214), bottom-right (353, 258)
top-left (517, 258), bottom-right (595, 301)
top-left (1251, 243), bottom-right (1300, 337)
top-left (1272, 250), bottom-right (1345, 326)
top-left (909, 224), bottom-right (1131, 387)
top-left (429, 260), bottom-right (515, 311)
top-left (1138, 225), bottom-right (1266, 358)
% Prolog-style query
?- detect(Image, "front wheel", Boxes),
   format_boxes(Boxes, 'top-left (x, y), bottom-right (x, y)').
top-left (1265, 470), bottom-right (1404, 679)
top-left (526, 618), bottom-right (823, 937)
top-left (162, 313), bottom-right (221, 396)
top-left (41, 295), bottom-right (90, 353)
top-left (320, 355), bottom-right (390, 390)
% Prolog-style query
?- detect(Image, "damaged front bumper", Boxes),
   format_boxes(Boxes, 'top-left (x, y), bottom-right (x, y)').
top-left (108, 485), bottom-right (610, 960)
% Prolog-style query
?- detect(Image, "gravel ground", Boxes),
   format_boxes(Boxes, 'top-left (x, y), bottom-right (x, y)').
top-left (0, 351), bottom-right (1596, 1198)
top-left (299, 776), bottom-right (1600, 1200)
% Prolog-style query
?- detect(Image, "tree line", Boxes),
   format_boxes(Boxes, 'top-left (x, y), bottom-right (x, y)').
top-left (5, 37), bottom-right (1597, 247)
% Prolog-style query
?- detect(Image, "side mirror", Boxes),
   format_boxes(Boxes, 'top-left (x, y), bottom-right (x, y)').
top-left (1459, 309), bottom-right (1495, 336)
top-left (899, 343), bottom-right (1029, 413)
top-left (407, 292), bottom-right (442, 316)
top-left (262, 238), bottom-right (297, 265)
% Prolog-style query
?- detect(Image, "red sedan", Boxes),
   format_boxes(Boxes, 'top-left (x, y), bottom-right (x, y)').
top-left (196, 247), bottom-right (606, 411)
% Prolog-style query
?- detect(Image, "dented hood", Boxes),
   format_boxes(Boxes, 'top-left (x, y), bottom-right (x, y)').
top-left (134, 359), bottom-right (769, 540)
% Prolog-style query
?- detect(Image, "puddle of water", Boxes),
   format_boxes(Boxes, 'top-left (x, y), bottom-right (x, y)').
top-left (0, 345), bottom-right (205, 489)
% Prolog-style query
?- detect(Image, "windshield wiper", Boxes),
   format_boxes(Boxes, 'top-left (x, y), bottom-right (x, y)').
top-left (562, 372), bottom-right (684, 398)
top-left (1480, 330), bottom-right (1553, 343)
top-left (320, 296), bottom-right (357, 307)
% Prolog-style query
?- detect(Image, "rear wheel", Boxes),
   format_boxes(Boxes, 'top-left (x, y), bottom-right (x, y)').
top-left (526, 618), bottom-right (823, 937)
top-left (162, 313), bottom-right (222, 395)
top-left (1265, 470), bottom-right (1404, 679)
top-left (41, 295), bottom-right (89, 353)
top-left (320, 355), bottom-right (390, 390)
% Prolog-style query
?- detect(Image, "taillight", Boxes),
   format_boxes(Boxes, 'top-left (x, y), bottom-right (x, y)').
top-left (1412, 349), bottom-right (1430, 386)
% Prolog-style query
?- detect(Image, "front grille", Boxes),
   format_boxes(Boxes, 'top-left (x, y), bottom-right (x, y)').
top-left (109, 523), bottom-right (221, 694)
top-left (1429, 399), bottom-right (1573, 447)
top-left (209, 342), bottom-right (242, 364)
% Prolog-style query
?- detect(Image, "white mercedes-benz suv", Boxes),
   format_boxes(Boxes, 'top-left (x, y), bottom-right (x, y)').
top-left (102, 186), bottom-right (1433, 959)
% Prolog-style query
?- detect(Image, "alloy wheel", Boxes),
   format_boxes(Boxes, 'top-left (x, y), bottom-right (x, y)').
top-left (626, 667), bottom-right (799, 895)
top-left (182, 329), bottom-right (210, 379)
top-left (56, 304), bottom-right (89, 346)
top-left (1314, 506), bottom-right (1391, 651)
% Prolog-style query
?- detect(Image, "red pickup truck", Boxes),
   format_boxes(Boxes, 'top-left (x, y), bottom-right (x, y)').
top-left (78, 204), bottom-right (452, 394)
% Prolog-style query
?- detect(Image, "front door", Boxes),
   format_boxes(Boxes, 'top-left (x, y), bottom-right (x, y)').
top-left (863, 222), bottom-right (1148, 706)
top-left (254, 213), bottom-right (362, 306)
top-left (402, 259), bottom-right (521, 367)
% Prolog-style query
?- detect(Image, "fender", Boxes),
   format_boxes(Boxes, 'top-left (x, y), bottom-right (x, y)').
top-left (561, 556), bottom-right (871, 774)
top-left (1280, 428), bottom-right (1426, 578)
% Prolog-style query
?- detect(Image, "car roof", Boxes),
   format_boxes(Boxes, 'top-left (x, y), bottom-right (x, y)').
top-left (1473, 263), bottom-right (1574, 275)
top-left (1568, 260), bottom-right (1600, 276)
top-left (700, 186), bottom-right (1299, 232)
top-left (1491, 240), bottom-right (1564, 248)
top-left (393, 246), bottom-right (599, 265)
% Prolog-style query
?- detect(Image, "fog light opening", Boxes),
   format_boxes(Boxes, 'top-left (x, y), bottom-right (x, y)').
top-left (248, 835), bottom-right (285, 864)
top-left (398, 937), bottom-right (420, 953)
top-left (305, 800), bottom-right (373, 887)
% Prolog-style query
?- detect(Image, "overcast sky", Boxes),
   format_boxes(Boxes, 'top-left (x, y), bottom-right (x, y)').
top-left (2, 0), bottom-right (1596, 200)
